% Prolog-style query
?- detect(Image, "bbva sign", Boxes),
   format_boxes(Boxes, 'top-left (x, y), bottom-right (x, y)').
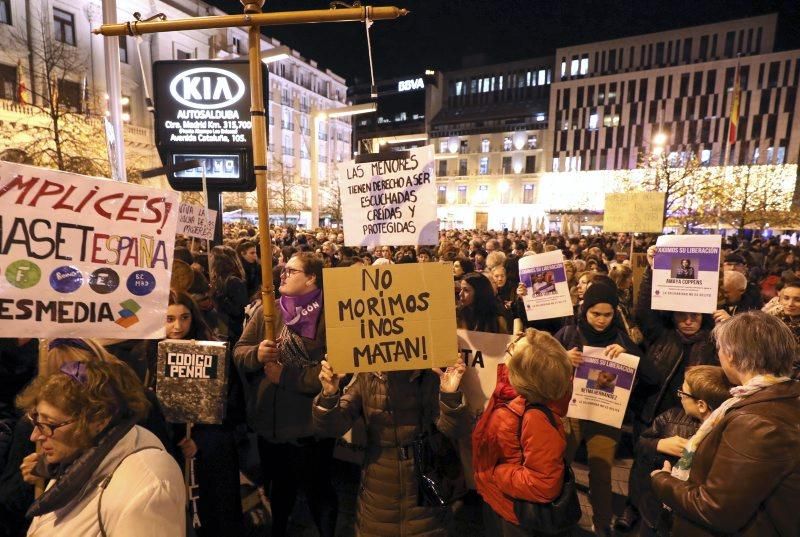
top-left (169, 67), bottom-right (246, 110)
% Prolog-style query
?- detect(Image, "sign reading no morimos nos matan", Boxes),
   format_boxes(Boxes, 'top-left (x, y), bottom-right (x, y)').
top-left (340, 146), bottom-right (438, 247)
top-left (156, 340), bottom-right (228, 424)
top-left (324, 263), bottom-right (457, 373)
top-left (0, 162), bottom-right (179, 338)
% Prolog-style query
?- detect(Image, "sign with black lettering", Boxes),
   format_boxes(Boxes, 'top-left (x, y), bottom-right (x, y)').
top-left (156, 339), bottom-right (228, 424)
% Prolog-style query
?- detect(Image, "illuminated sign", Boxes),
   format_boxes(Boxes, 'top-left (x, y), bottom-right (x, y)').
top-left (397, 78), bottom-right (424, 92)
top-left (168, 67), bottom-right (246, 110)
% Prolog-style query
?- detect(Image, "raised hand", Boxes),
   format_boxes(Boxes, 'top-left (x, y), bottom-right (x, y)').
top-left (434, 355), bottom-right (466, 393)
top-left (319, 359), bottom-right (342, 396)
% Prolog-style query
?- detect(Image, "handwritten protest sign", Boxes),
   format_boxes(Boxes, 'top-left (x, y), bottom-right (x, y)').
top-left (518, 251), bottom-right (573, 321)
top-left (0, 162), bottom-right (178, 338)
top-left (603, 192), bottom-right (666, 233)
top-left (652, 235), bottom-right (721, 313)
top-left (177, 203), bottom-right (217, 240)
top-left (457, 329), bottom-right (514, 488)
top-left (339, 146), bottom-right (438, 247)
top-left (324, 263), bottom-right (457, 373)
top-left (156, 340), bottom-right (228, 424)
top-left (567, 346), bottom-right (639, 428)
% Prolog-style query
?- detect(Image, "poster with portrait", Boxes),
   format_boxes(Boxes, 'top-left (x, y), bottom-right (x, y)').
top-left (518, 251), bottom-right (573, 321)
top-left (651, 235), bottom-right (721, 314)
top-left (567, 346), bottom-right (639, 428)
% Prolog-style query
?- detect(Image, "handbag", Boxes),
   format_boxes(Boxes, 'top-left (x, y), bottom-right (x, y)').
top-left (512, 403), bottom-right (582, 535)
top-left (410, 425), bottom-right (467, 507)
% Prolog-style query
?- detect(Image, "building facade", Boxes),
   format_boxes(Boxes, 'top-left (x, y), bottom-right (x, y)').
top-left (0, 0), bottom-right (351, 220)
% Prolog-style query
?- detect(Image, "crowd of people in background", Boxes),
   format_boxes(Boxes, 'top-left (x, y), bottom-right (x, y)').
top-left (1, 223), bottom-right (798, 536)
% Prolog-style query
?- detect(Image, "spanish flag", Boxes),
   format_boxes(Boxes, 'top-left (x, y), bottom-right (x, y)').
top-left (728, 61), bottom-right (741, 144)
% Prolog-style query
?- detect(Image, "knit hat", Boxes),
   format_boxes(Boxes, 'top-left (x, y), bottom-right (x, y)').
top-left (582, 282), bottom-right (619, 313)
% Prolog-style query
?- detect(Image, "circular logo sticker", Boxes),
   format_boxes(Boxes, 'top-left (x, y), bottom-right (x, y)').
top-left (50, 266), bottom-right (83, 293)
top-left (89, 268), bottom-right (120, 294)
top-left (5, 260), bottom-right (42, 289)
top-left (127, 270), bottom-right (156, 296)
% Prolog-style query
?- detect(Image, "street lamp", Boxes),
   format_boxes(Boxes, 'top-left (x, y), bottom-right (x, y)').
top-left (652, 131), bottom-right (667, 156)
top-left (309, 102), bottom-right (377, 227)
top-left (260, 45), bottom-right (291, 63)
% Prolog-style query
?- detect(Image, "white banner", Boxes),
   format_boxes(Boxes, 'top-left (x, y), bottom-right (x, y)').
top-left (652, 235), bottom-right (721, 314)
top-left (567, 346), bottom-right (639, 428)
top-left (177, 203), bottom-right (217, 240)
top-left (339, 146), bottom-right (437, 247)
top-left (518, 251), bottom-right (574, 321)
top-left (0, 162), bottom-right (178, 338)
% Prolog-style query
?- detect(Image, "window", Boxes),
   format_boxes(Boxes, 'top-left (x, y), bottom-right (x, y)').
top-left (57, 79), bottom-right (82, 112)
top-left (538, 69), bottom-right (546, 85)
top-left (458, 159), bottom-right (467, 175)
top-left (454, 81), bottom-right (464, 96)
top-left (53, 8), bottom-right (75, 46)
top-left (701, 149), bottom-right (711, 165)
top-left (459, 140), bottom-right (468, 154)
top-left (481, 139), bottom-right (490, 152)
top-left (439, 140), bottom-right (448, 153)
top-left (478, 157), bottom-right (489, 175)
top-left (477, 185), bottom-right (489, 203)
top-left (438, 160), bottom-right (447, 177)
top-left (176, 49), bottom-right (192, 60)
top-left (502, 156), bottom-right (512, 174)
top-left (570, 58), bottom-right (579, 76)
top-left (552, 157), bottom-right (560, 172)
top-left (777, 146), bottom-right (786, 165)
top-left (535, 113), bottom-right (546, 122)
top-left (588, 113), bottom-right (599, 130)
top-left (602, 114), bottom-right (620, 127)
top-left (503, 137), bottom-right (512, 151)
top-left (522, 184), bottom-right (535, 204)
top-left (457, 185), bottom-right (467, 204)
top-left (437, 186), bottom-right (447, 205)
top-left (0, 0), bottom-right (11, 25)
top-left (528, 136), bottom-right (537, 149)
top-left (119, 37), bottom-right (128, 63)
top-left (121, 95), bottom-right (131, 121)
top-left (0, 63), bottom-right (15, 100)
top-left (525, 155), bottom-right (536, 173)
top-left (579, 56), bottom-right (589, 75)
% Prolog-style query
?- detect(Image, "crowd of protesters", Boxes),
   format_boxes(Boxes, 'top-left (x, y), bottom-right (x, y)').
top-left (0, 223), bottom-right (798, 536)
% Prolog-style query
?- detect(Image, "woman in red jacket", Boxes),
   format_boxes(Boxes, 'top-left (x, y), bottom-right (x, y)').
top-left (472, 329), bottom-right (574, 536)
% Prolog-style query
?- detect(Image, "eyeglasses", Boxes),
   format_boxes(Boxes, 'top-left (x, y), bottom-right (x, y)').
top-left (280, 267), bottom-right (305, 278)
top-left (676, 389), bottom-right (699, 401)
top-left (505, 333), bottom-right (526, 357)
top-left (26, 412), bottom-right (76, 438)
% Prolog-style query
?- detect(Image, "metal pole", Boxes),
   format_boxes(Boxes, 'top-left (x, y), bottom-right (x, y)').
top-left (93, 6), bottom-right (408, 36)
top-left (101, 0), bottom-right (126, 181)
top-left (310, 108), bottom-right (320, 229)
top-left (242, 1), bottom-right (276, 341)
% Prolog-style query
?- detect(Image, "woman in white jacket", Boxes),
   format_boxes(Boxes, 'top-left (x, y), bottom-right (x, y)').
top-left (18, 355), bottom-right (185, 536)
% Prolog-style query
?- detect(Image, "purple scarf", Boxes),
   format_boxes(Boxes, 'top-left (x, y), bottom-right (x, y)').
top-left (279, 288), bottom-right (323, 339)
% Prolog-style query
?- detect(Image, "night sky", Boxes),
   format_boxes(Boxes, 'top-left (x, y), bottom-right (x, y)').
top-left (208, 0), bottom-right (800, 83)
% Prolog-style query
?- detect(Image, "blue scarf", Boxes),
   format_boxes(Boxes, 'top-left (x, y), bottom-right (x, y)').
top-left (278, 288), bottom-right (323, 339)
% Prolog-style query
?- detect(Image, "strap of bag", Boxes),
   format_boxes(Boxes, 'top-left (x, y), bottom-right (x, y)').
top-left (97, 446), bottom-right (163, 537)
top-left (516, 403), bottom-right (557, 463)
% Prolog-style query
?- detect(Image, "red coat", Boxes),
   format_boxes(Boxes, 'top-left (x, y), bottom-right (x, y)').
top-left (473, 393), bottom-right (568, 525)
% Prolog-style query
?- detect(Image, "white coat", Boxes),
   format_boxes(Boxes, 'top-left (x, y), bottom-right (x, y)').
top-left (27, 425), bottom-right (186, 537)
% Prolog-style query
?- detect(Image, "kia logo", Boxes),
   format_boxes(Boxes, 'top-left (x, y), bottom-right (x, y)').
top-left (169, 67), bottom-right (246, 110)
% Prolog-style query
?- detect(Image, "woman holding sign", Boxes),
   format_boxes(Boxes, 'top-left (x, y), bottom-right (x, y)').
top-left (313, 358), bottom-right (468, 536)
top-left (554, 282), bottom-right (642, 536)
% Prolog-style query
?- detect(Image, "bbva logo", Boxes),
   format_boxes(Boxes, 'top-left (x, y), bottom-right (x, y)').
top-left (169, 67), bottom-right (246, 110)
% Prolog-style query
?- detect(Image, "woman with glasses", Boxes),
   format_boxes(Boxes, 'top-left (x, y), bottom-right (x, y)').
top-left (18, 359), bottom-right (184, 536)
top-left (234, 252), bottom-right (338, 537)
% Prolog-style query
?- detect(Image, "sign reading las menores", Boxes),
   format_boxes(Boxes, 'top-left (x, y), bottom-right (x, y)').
top-left (0, 162), bottom-right (179, 339)
top-left (324, 263), bottom-right (457, 373)
top-left (603, 192), bottom-right (666, 233)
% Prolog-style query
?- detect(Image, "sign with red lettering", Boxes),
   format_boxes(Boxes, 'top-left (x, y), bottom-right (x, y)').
top-left (0, 162), bottom-right (179, 338)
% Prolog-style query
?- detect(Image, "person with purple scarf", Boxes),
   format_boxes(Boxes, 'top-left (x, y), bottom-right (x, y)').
top-left (233, 252), bottom-right (337, 537)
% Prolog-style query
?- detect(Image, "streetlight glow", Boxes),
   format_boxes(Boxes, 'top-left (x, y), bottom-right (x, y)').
top-left (260, 45), bottom-right (291, 64)
top-left (324, 102), bottom-right (377, 119)
top-left (652, 132), bottom-right (667, 146)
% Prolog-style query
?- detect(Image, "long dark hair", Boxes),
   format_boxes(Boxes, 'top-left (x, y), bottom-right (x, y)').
top-left (458, 272), bottom-right (502, 333)
top-left (168, 289), bottom-right (215, 340)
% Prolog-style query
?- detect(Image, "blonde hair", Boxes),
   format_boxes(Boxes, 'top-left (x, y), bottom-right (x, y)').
top-left (46, 339), bottom-right (121, 375)
top-left (485, 251), bottom-right (507, 271)
top-left (506, 329), bottom-right (573, 403)
top-left (609, 264), bottom-right (633, 289)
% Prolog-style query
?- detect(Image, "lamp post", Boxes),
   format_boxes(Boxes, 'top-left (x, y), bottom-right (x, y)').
top-left (309, 102), bottom-right (376, 227)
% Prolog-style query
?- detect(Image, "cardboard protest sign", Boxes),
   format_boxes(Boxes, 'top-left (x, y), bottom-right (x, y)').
top-left (0, 162), bottom-right (178, 338)
top-left (324, 263), bottom-right (457, 373)
top-left (339, 146), bottom-right (438, 247)
top-left (567, 346), bottom-right (639, 428)
top-left (518, 251), bottom-right (574, 321)
top-left (652, 235), bottom-right (721, 313)
top-left (177, 203), bottom-right (217, 240)
top-left (603, 192), bottom-right (666, 233)
top-left (456, 329), bottom-right (515, 488)
top-left (156, 340), bottom-right (228, 424)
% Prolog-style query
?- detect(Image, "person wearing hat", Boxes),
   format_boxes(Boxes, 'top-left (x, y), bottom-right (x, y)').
top-left (554, 282), bottom-right (642, 536)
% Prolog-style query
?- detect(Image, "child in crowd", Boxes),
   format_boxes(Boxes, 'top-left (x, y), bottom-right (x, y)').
top-left (630, 365), bottom-right (732, 536)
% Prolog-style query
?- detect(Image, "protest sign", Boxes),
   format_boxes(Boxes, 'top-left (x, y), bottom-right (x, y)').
top-left (324, 263), bottom-right (457, 373)
top-left (518, 251), bottom-right (573, 321)
top-left (177, 203), bottom-right (217, 240)
top-left (0, 162), bottom-right (178, 338)
top-left (567, 346), bottom-right (639, 428)
top-left (456, 329), bottom-right (515, 488)
top-left (651, 235), bottom-right (721, 313)
top-left (603, 192), bottom-right (666, 233)
top-left (631, 252), bottom-right (649, 307)
top-left (339, 146), bottom-right (438, 247)
top-left (156, 339), bottom-right (228, 424)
